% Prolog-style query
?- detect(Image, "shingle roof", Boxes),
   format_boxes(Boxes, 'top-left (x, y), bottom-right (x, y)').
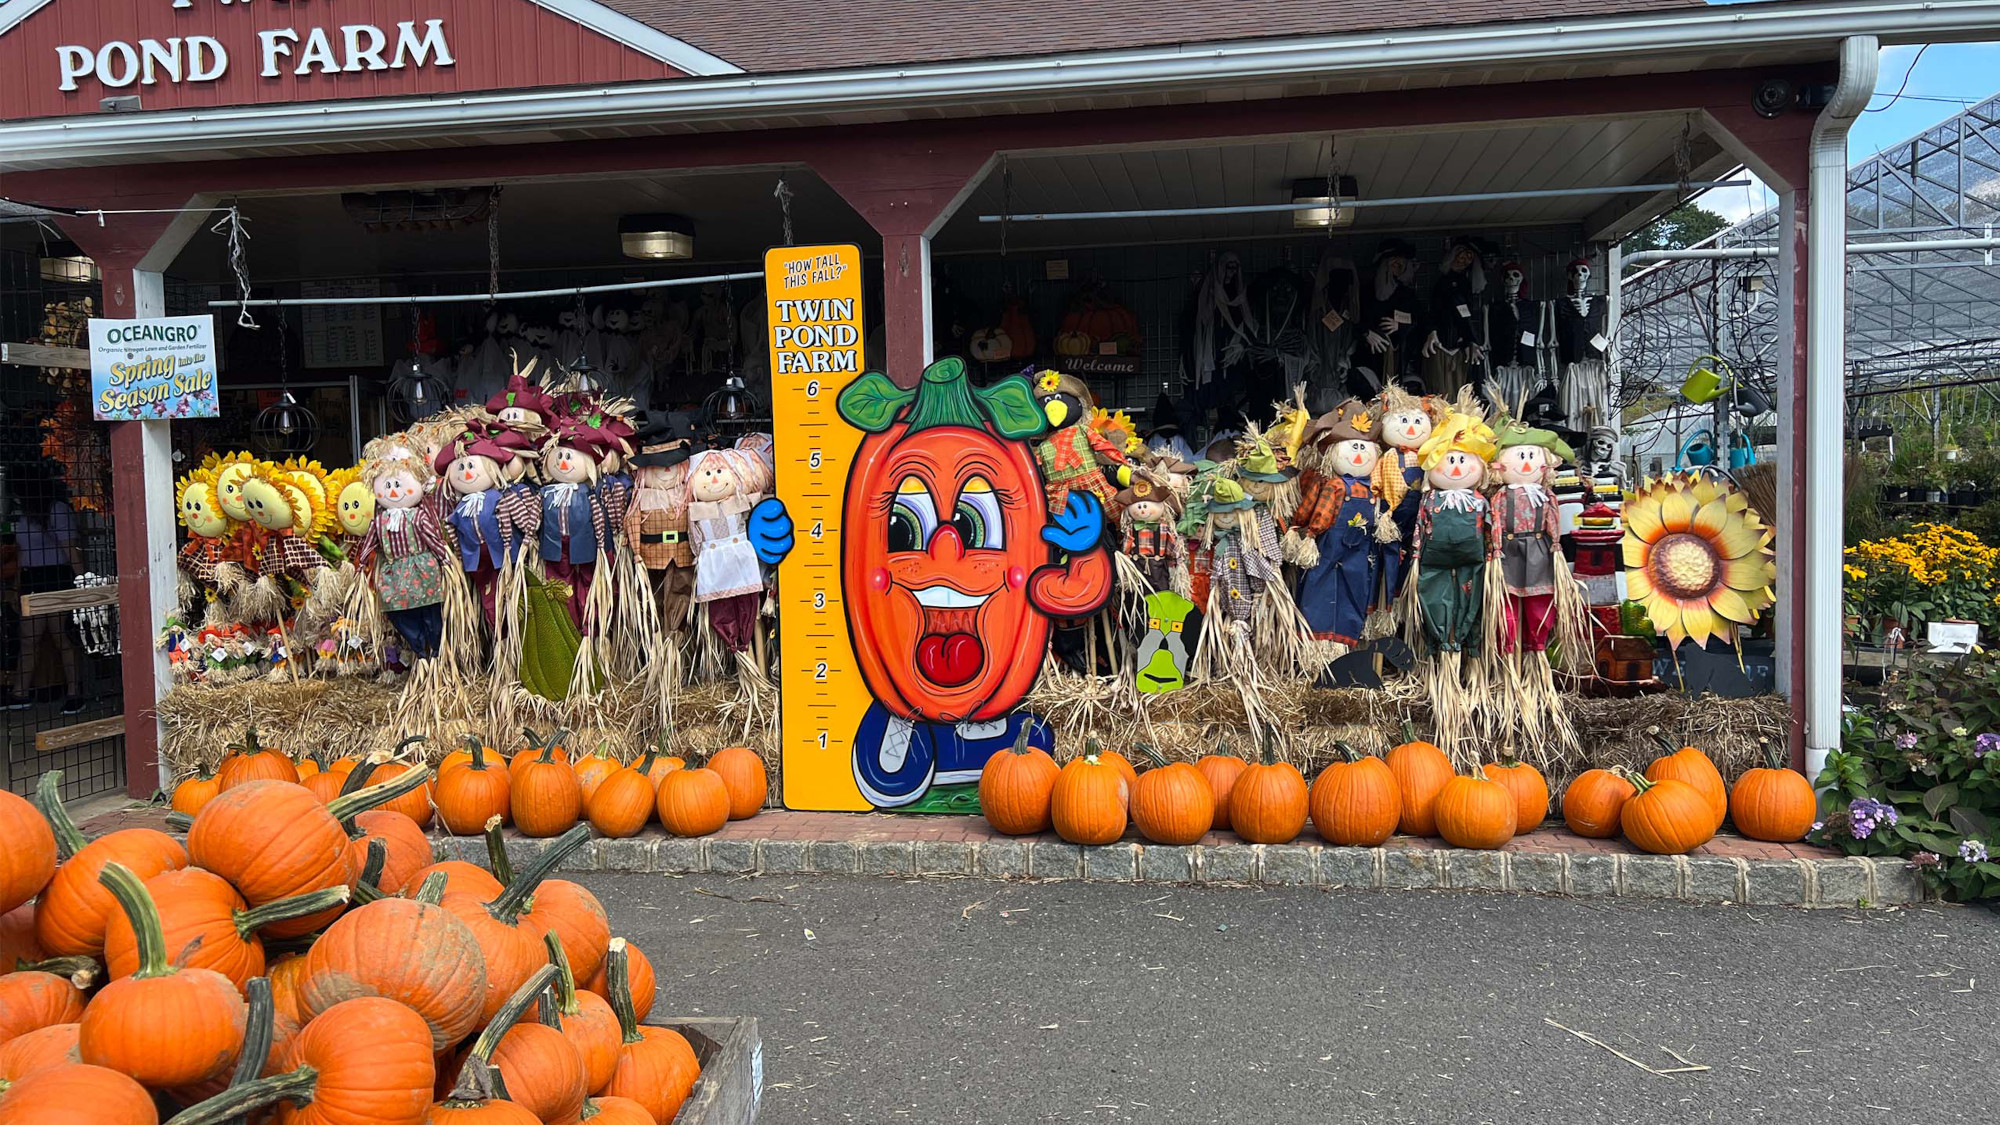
top-left (603, 0), bottom-right (1705, 75)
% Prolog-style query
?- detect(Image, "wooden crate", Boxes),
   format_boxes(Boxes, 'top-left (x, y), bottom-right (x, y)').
top-left (655, 1016), bottom-right (762, 1125)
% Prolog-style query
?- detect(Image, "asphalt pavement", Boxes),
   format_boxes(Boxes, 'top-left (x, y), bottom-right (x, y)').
top-left (585, 873), bottom-right (1997, 1124)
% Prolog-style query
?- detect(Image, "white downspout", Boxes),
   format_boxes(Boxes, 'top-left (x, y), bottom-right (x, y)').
top-left (1805, 36), bottom-right (1878, 781)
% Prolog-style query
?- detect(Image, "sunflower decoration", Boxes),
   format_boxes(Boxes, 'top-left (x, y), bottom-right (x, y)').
top-left (175, 460), bottom-right (232, 539)
top-left (201, 450), bottom-right (263, 523)
top-left (1622, 472), bottom-right (1776, 647)
top-left (1091, 406), bottom-right (1141, 456)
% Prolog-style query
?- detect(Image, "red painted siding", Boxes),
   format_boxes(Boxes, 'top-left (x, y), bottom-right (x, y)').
top-left (0, 0), bottom-right (683, 121)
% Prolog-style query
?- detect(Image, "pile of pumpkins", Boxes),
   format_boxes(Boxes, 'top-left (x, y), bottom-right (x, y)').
top-left (171, 727), bottom-right (768, 842)
top-left (980, 726), bottom-right (1817, 855)
top-left (0, 757), bottom-right (697, 1125)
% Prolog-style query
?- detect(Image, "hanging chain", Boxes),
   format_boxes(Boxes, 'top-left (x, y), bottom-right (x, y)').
top-left (999, 157), bottom-right (1012, 258)
top-left (211, 205), bottom-right (257, 329)
top-left (773, 175), bottom-right (795, 247)
top-left (1674, 113), bottom-right (1695, 205)
top-left (486, 185), bottom-right (503, 303)
top-left (1325, 134), bottom-right (1339, 239)
top-left (723, 279), bottom-right (737, 375)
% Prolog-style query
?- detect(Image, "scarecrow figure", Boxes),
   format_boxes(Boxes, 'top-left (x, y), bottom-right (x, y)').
top-left (355, 450), bottom-right (456, 662)
top-left (435, 420), bottom-right (540, 624)
top-left (685, 446), bottom-right (775, 654)
top-left (1290, 400), bottom-right (1394, 647)
top-left (625, 410), bottom-right (699, 633)
top-left (1486, 418), bottom-right (1587, 754)
top-left (174, 460), bottom-right (256, 627)
top-left (1421, 237), bottom-right (1486, 395)
top-left (1115, 477), bottom-right (1184, 592)
top-left (536, 410), bottom-right (632, 631)
top-left (1373, 387), bottom-right (1442, 604)
top-left (1032, 370), bottom-right (1134, 521)
top-left (1406, 394), bottom-right (1498, 756)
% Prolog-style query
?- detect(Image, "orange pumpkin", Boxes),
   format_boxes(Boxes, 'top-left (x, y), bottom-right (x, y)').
top-left (1129, 747), bottom-right (1213, 846)
top-left (0, 971), bottom-right (84, 1048)
top-left (170, 767), bottom-right (224, 818)
top-left (588, 765), bottom-right (659, 839)
top-left (31, 772), bottom-right (189, 958)
top-left (1562, 768), bottom-right (1637, 838)
top-left (302, 761), bottom-right (352, 806)
top-left (435, 739), bottom-right (511, 837)
top-left (707, 746), bottom-right (768, 820)
top-left (0, 904), bottom-right (43, 971)
top-left (187, 996), bottom-right (435, 1125)
top-left (1645, 731), bottom-right (1727, 831)
top-left (656, 769), bottom-right (730, 837)
top-left (1194, 750), bottom-right (1249, 832)
top-left (1093, 744), bottom-right (1140, 810)
top-left (1228, 741), bottom-right (1308, 845)
top-left (347, 738), bottom-right (437, 829)
top-left (512, 740), bottom-right (584, 839)
top-left (1621, 773), bottom-right (1717, 855)
top-left (440, 826), bottom-right (594, 1025)
top-left (599, 940), bottom-right (700, 1125)
top-left (76, 863), bottom-right (247, 1088)
top-left (343, 809), bottom-right (431, 895)
top-left (216, 727), bottom-right (300, 791)
top-left (0, 1021), bottom-right (80, 1081)
top-left (429, 965), bottom-right (558, 1124)
top-left (1480, 758), bottom-right (1549, 833)
top-left (0, 1063), bottom-right (158, 1125)
top-left (977, 726), bottom-right (1059, 835)
top-left (632, 748), bottom-right (684, 789)
top-left (571, 747), bottom-right (620, 805)
top-left (540, 929), bottom-right (621, 1096)
top-left (1310, 743), bottom-right (1401, 847)
top-left (1728, 744), bottom-right (1816, 843)
top-left (584, 939), bottom-right (656, 1022)
top-left (406, 860), bottom-right (504, 902)
top-left (1433, 774), bottom-right (1518, 850)
top-left (511, 728), bottom-right (571, 785)
top-left (101, 867), bottom-right (350, 991)
top-left (578, 1095), bottom-right (656, 1125)
top-left (0, 789), bottom-right (56, 917)
top-left (1050, 749), bottom-right (1129, 845)
top-left (528, 878), bottom-right (610, 988)
top-left (490, 1019), bottom-right (587, 1125)
top-left (1384, 726), bottom-right (1453, 837)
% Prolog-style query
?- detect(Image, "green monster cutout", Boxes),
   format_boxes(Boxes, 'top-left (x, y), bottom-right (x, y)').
top-left (1136, 591), bottom-right (1194, 695)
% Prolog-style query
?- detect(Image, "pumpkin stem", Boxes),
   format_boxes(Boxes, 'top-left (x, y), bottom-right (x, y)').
top-left (352, 838), bottom-right (388, 904)
top-left (635, 746), bottom-right (661, 775)
top-left (1009, 723), bottom-right (1034, 757)
top-left (486, 824), bottom-right (591, 923)
top-left (544, 929), bottom-right (583, 1017)
top-left (1081, 736), bottom-right (1102, 765)
top-left (164, 976), bottom-right (321, 1125)
top-left (1258, 733), bottom-right (1278, 767)
top-left (33, 771), bottom-right (86, 859)
top-left (325, 757), bottom-right (430, 823)
top-left (449, 963), bottom-right (559, 1103)
top-left (413, 870), bottom-right (450, 905)
top-left (605, 937), bottom-right (645, 1045)
top-left (96, 861), bottom-right (174, 980)
top-left (1401, 720), bottom-right (1416, 745)
top-left (235, 885), bottom-right (350, 937)
top-left (521, 727), bottom-right (545, 758)
top-left (1759, 737), bottom-right (1784, 772)
top-left (230, 977), bottom-right (275, 1091)
top-left (1334, 740), bottom-right (1361, 763)
top-left (164, 810), bottom-right (195, 833)
top-left (1646, 726), bottom-right (1682, 757)
top-left (1135, 742), bottom-right (1169, 769)
top-left (483, 815), bottom-right (516, 886)
top-left (463, 734), bottom-right (489, 772)
top-left (239, 725), bottom-right (264, 757)
top-left (391, 733), bottom-right (428, 761)
top-left (15, 955), bottom-right (98, 989)
top-left (536, 987), bottom-right (562, 1029)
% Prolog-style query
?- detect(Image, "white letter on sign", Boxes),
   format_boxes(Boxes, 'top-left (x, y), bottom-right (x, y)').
top-left (55, 45), bottom-right (93, 92)
top-left (186, 37), bottom-right (227, 82)
top-left (140, 38), bottom-right (183, 85)
top-left (391, 20), bottom-right (454, 69)
top-left (96, 41), bottom-right (140, 88)
top-left (342, 24), bottom-right (389, 72)
top-left (295, 26), bottom-right (340, 75)
top-left (258, 28), bottom-right (298, 78)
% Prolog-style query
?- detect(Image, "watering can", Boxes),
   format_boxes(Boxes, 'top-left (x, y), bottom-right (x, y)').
top-left (1680, 354), bottom-right (1734, 404)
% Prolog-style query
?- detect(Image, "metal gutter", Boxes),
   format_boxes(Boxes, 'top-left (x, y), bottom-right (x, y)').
top-left (1805, 36), bottom-right (1879, 783)
top-left (5, 0), bottom-right (2000, 168)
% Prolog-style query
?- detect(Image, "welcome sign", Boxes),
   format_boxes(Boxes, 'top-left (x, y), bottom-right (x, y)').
top-left (89, 314), bottom-right (219, 421)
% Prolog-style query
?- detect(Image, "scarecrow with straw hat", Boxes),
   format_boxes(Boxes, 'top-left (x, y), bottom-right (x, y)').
top-left (1404, 389), bottom-right (1498, 755)
top-left (1288, 399), bottom-right (1397, 647)
top-left (1032, 370), bottom-right (1136, 520)
top-left (1484, 415), bottom-right (1590, 755)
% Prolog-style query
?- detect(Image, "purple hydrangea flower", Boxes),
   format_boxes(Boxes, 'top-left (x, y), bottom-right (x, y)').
top-left (1848, 797), bottom-right (1899, 840)
top-left (1895, 732), bottom-right (1919, 751)
top-left (1960, 839), bottom-right (1990, 863)
top-left (1976, 733), bottom-right (1999, 758)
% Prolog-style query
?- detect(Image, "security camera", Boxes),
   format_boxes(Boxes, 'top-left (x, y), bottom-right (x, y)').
top-left (1752, 78), bottom-right (1794, 119)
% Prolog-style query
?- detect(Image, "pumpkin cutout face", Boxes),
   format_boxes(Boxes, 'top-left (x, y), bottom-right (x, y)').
top-left (334, 478), bottom-right (375, 536)
top-left (839, 363), bottom-right (1086, 725)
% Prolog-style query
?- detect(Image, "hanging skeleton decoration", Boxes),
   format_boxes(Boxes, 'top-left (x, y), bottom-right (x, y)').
top-left (1355, 239), bottom-right (1423, 392)
top-left (1553, 257), bottom-right (1611, 429)
top-left (1421, 238), bottom-right (1486, 396)
top-left (1487, 261), bottom-right (1541, 410)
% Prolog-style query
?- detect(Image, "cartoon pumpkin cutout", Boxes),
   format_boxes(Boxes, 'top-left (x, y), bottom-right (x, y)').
top-left (833, 357), bottom-right (1112, 809)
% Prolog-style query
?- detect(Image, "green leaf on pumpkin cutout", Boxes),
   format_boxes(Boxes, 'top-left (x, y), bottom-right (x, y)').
top-left (972, 376), bottom-right (1047, 440)
top-left (836, 371), bottom-right (914, 433)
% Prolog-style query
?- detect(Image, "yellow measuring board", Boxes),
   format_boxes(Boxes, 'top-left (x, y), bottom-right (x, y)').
top-left (765, 244), bottom-right (873, 811)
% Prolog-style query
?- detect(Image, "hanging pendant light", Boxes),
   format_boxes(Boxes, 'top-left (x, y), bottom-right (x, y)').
top-left (1291, 176), bottom-right (1360, 229)
top-left (620, 214), bottom-right (696, 261)
top-left (254, 312), bottom-right (318, 454)
top-left (388, 357), bottom-right (452, 424)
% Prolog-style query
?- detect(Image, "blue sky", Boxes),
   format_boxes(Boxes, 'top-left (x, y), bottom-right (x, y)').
top-left (1697, 42), bottom-right (2000, 221)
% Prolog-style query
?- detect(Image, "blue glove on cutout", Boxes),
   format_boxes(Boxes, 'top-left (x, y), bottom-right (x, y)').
top-left (1041, 491), bottom-right (1104, 554)
top-left (748, 497), bottom-right (795, 566)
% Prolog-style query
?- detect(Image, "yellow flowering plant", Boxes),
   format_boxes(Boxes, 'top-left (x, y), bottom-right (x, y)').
top-left (1844, 522), bottom-right (2000, 642)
